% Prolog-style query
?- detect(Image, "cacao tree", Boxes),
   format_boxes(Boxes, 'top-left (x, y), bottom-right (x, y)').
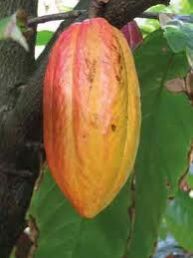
top-left (1, 0), bottom-right (193, 258)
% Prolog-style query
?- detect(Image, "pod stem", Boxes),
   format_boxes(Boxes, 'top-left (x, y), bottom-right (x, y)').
top-left (89, 0), bottom-right (109, 18)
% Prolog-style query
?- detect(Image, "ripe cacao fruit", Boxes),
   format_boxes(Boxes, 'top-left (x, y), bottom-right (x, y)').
top-left (44, 17), bottom-right (141, 218)
top-left (121, 20), bottom-right (143, 50)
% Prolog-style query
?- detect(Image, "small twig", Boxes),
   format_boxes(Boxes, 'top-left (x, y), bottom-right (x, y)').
top-left (140, 12), bottom-right (193, 23)
top-left (28, 10), bottom-right (87, 26)
top-left (139, 12), bottom-right (159, 19)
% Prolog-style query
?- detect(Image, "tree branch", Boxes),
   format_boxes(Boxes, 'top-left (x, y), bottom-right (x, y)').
top-left (139, 12), bottom-right (193, 23)
top-left (0, 0), bottom-right (38, 257)
top-left (28, 11), bottom-right (193, 27)
top-left (28, 11), bottom-right (158, 27)
top-left (101, 0), bottom-right (170, 28)
top-left (28, 10), bottom-right (87, 26)
top-left (139, 11), bottom-right (160, 19)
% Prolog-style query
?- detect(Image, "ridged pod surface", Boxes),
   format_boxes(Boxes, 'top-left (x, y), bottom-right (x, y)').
top-left (44, 17), bottom-right (141, 218)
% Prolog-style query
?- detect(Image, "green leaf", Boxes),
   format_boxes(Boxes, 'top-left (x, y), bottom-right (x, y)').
top-left (36, 30), bottom-right (53, 46)
top-left (0, 13), bottom-right (28, 50)
top-left (138, 4), bottom-right (173, 37)
top-left (186, 47), bottom-right (193, 68)
top-left (161, 19), bottom-right (193, 54)
top-left (147, 4), bottom-right (172, 12)
top-left (30, 170), bottom-right (131, 258)
top-left (138, 1), bottom-right (193, 38)
top-left (165, 190), bottom-right (193, 252)
top-left (139, 20), bottom-right (160, 38)
top-left (178, 0), bottom-right (193, 13)
top-left (127, 30), bottom-right (193, 258)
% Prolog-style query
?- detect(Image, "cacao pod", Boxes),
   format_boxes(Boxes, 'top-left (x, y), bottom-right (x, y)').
top-left (44, 17), bottom-right (141, 218)
top-left (121, 20), bottom-right (143, 50)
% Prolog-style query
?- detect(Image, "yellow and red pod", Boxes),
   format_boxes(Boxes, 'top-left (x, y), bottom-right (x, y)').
top-left (43, 18), bottom-right (141, 218)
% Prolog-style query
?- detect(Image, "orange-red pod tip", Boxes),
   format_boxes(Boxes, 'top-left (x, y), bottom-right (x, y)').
top-left (43, 17), bottom-right (141, 218)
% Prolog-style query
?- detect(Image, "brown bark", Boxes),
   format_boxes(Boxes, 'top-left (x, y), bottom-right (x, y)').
top-left (0, 1), bottom-right (38, 257)
top-left (101, 0), bottom-right (170, 28)
top-left (0, 0), bottom-right (170, 257)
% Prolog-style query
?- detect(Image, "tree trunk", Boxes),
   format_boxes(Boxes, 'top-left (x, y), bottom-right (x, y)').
top-left (0, 1), bottom-right (38, 257)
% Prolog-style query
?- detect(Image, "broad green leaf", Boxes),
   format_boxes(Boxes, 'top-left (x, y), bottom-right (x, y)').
top-left (161, 20), bottom-right (193, 54)
top-left (36, 30), bottom-right (53, 46)
top-left (30, 170), bottom-right (131, 258)
top-left (127, 30), bottom-right (193, 258)
top-left (164, 190), bottom-right (193, 252)
top-left (0, 13), bottom-right (28, 50)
